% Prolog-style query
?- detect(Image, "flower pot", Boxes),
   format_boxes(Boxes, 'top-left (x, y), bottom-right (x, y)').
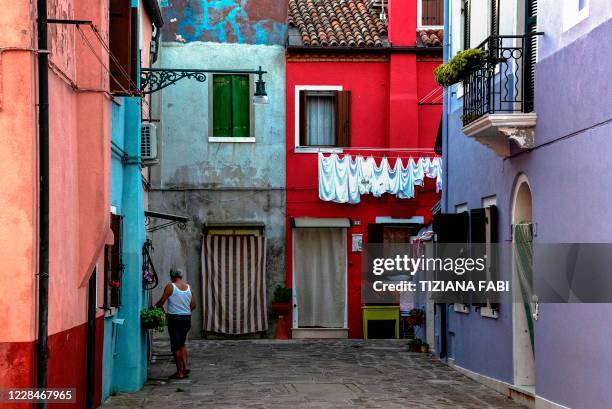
top-left (409, 343), bottom-right (420, 353)
top-left (271, 301), bottom-right (292, 339)
top-left (420, 344), bottom-right (429, 353)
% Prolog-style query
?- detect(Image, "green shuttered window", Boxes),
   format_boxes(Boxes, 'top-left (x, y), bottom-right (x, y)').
top-left (212, 74), bottom-right (250, 137)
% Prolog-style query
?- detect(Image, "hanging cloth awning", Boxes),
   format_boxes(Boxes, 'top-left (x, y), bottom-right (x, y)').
top-left (201, 235), bottom-right (268, 335)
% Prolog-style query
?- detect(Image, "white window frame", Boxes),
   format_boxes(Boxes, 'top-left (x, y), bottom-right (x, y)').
top-left (563, 0), bottom-right (589, 31)
top-left (294, 85), bottom-right (343, 153)
top-left (418, 0), bottom-right (444, 30)
top-left (455, 203), bottom-right (468, 214)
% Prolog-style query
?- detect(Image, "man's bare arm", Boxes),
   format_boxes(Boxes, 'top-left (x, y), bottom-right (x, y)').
top-left (155, 284), bottom-right (173, 310)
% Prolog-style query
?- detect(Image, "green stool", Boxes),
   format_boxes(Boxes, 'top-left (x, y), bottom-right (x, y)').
top-left (362, 306), bottom-right (400, 339)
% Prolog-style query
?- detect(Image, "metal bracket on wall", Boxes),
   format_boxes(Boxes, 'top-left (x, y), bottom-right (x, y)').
top-left (140, 67), bottom-right (267, 95)
top-left (145, 210), bottom-right (189, 232)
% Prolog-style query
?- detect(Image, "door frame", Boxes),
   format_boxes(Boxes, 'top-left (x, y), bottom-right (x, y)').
top-left (511, 173), bottom-right (535, 386)
top-left (291, 227), bottom-right (348, 329)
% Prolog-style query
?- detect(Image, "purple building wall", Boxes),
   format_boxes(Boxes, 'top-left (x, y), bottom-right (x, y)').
top-left (441, 6), bottom-right (612, 408)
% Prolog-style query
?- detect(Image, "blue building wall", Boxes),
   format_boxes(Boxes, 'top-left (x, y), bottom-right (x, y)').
top-left (440, 0), bottom-right (612, 407)
top-left (161, 0), bottom-right (287, 45)
top-left (103, 96), bottom-right (149, 400)
top-left (102, 0), bottom-right (151, 396)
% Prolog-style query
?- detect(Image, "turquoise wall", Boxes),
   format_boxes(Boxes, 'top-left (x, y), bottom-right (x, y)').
top-left (103, 97), bottom-right (148, 399)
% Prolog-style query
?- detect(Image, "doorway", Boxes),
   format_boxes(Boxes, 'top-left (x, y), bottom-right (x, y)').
top-left (511, 174), bottom-right (535, 388)
top-left (292, 227), bottom-right (347, 337)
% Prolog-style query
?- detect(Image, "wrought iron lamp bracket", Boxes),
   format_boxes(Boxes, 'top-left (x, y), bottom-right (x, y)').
top-left (140, 67), bottom-right (267, 95)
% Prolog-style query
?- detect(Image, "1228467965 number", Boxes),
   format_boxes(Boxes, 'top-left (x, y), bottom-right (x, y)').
top-left (0, 388), bottom-right (76, 403)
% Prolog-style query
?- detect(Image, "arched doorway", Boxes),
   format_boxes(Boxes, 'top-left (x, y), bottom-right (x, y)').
top-left (511, 174), bottom-right (535, 388)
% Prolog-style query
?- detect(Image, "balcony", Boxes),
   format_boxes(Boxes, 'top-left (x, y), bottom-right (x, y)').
top-left (461, 35), bottom-right (539, 156)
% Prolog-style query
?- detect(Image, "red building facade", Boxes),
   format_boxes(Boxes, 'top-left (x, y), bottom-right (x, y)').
top-left (285, 0), bottom-right (443, 339)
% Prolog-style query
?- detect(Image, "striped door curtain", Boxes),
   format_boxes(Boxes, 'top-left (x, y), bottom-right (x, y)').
top-left (201, 235), bottom-right (268, 334)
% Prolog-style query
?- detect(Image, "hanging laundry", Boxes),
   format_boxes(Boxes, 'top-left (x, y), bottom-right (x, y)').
top-left (398, 158), bottom-right (416, 199)
top-left (318, 153), bottom-right (442, 204)
top-left (357, 156), bottom-right (374, 194)
top-left (371, 157), bottom-right (390, 197)
top-left (387, 158), bottom-right (401, 195)
top-left (347, 156), bottom-right (361, 204)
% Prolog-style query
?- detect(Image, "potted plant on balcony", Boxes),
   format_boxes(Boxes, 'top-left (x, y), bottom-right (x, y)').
top-left (140, 307), bottom-right (166, 331)
top-left (271, 284), bottom-right (292, 339)
top-left (434, 48), bottom-right (486, 86)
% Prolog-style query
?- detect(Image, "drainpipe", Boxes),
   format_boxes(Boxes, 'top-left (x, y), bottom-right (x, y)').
top-left (36, 0), bottom-right (50, 405)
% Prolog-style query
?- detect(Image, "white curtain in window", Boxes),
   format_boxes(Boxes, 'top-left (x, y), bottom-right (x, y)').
top-left (307, 96), bottom-right (336, 146)
top-left (294, 228), bottom-right (346, 328)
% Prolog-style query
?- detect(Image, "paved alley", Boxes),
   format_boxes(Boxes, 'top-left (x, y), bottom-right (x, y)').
top-left (102, 339), bottom-right (525, 409)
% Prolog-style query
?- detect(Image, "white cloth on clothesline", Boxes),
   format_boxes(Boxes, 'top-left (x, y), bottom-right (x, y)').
top-left (318, 153), bottom-right (442, 204)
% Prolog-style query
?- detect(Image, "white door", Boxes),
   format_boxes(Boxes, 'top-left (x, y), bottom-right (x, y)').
top-left (293, 227), bottom-right (347, 328)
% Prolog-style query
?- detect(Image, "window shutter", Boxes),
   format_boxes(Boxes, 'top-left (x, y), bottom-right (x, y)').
top-left (109, 0), bottom-right (136, 94)
top-left (433, 212), bottom-right (469, 243)
top-left (213, 75), bottom-right (232, 137)
top-left (524, 0), bottom-right (538, 112)
top-left (462, 0), bottom-right (471, 50)
top-left (490, 0), bottom-right (500, 37)
top-left (299, 91), bottom-right (308, 146)
top-left (433, 213), bottom-right (469, 302)
top-left (231, 75), bottom-right (250, 137)
top-left (336, 90), bottom-right (351, 147)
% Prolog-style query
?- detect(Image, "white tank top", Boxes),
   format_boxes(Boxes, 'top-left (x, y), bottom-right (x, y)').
top-left (167, 283), bottom-right (192, 315)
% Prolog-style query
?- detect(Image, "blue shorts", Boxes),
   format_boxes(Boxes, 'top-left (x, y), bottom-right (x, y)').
top-left (167, 314), bottom-right (191, 352)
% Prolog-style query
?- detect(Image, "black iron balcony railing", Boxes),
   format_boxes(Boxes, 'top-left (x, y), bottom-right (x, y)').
top-left (462, 34), bottom-right (540, 126)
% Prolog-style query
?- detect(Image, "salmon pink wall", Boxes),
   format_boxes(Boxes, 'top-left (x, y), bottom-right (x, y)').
top-left (0, 0), bottom-right (108, 397)
top-left (286, 54), bottom-right (442, 338)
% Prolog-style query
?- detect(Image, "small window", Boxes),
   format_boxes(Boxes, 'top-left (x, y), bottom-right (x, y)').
top-left (299, 90), bottom-right (351, 147)
top-left (421, 0), bottom-right (444, 27)
top-left (104, 213), bottom-right (123, 309)
top-left (212, 74), bottom-right (250, 138)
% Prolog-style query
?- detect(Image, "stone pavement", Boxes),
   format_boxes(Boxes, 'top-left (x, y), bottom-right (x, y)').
top-left (102, 339), bottom-right (525, 409)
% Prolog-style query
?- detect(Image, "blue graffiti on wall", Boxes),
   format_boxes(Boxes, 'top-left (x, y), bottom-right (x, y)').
top-left (162, 0), bottom-right (287, 45)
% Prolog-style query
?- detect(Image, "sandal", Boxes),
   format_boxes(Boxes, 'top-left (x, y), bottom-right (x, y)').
top-left (169, 373), bottom-right (185, 379)
top-left (184, 369), bottom-right (191, 375)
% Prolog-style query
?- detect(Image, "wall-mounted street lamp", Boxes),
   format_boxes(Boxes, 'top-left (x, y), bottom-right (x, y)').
top-left (252, 66), bottom-right (269, 105)
top-left (140, 66), bottom-right (269, 104)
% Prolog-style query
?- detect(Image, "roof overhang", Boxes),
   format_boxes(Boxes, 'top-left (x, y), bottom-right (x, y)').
top-left (142, 0), bottom-right (164, 28)
top-left (292, 217), bottom-right (352, 228)
top-left (286, 45), bottom-right (442, 55)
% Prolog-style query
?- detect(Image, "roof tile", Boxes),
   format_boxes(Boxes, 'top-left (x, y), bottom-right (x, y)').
top-left (288, 0), bottom-right (388, 48)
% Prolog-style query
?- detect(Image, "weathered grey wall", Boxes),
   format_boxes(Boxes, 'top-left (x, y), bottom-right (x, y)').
top-left (149, 41), bottom-right (286, 337)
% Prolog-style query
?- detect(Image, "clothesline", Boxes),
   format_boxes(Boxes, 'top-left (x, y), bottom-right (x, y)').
top-left (318, 153), bottom-right (443, 204)
top-left (295, 147), bottom-right (439, 152)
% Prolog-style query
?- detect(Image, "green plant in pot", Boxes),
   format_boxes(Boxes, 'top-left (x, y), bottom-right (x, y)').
top-left (272, 284), bottom-right (292, 314)
top-left (434, 48), bottom-right (486, 86)
top-left (141, 307), bottom-right (166, 331)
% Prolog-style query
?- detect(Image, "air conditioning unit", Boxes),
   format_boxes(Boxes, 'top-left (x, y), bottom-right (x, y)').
top-left (141, 122), bottom-right (158, 164)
